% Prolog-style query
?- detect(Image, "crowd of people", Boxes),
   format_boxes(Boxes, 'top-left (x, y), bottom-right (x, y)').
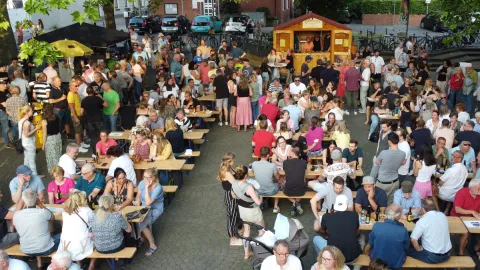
top-left (1, 26), bottom-right (480, 269)
top-left (216, 40), bottom-right (480, 269)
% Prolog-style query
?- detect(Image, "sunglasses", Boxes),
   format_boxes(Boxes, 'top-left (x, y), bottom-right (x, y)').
top-left (441, 97), bottom-right (447, 99)
top-left (463, 144), bottom-right (471, 146)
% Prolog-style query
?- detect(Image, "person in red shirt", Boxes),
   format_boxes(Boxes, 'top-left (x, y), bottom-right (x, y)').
top-left (261, 97), bottom-right (280, 130)
top-left (199, 59), bottom-right (210, 87)
top-left (252, 120), bottom-right (276, 156)
top-left (450, 179), bottom-right (480, 255)
top-left (449, 67), bottom-right (464, 105)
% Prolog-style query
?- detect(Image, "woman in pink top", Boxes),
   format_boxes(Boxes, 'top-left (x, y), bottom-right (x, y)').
top-left (96, 131), bottom-right (118, 156)
top-left (305, 116), bottom-right (324, 156)
top-left (276, 110), bottom-right (295, 132)
top-left (48, 165), bottom-right (75, 204)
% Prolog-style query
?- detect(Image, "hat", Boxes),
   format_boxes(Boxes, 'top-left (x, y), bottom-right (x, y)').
top-left (334, 195), bottom-right (348, 212)
top-left (158, 33), bottom-right (164, 37)
top-left (305, 55), bottom-right (313, 61)
top-left (331, 149), bottom-right (342, 161)
top-left (466, 63), bottom-right (472, 68)
top-left (0, 80), bottom-right (7, 85)
top-left (16, 165), bottom-right (33, 175)
top-left (362, 176), bottom-right (375, 185)
top-left (401, 181), bottom-right (413, 193)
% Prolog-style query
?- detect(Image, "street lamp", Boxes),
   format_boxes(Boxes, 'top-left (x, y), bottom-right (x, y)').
top-left (425, 0), bottom-right (431, 14)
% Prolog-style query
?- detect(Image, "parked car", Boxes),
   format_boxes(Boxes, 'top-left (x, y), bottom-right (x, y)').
top-left (420, 12), bottom-right (449, 32)
top-left (224, 14), bottom-right (250, 33)
top-left (161, 15), bottom-right (190, 35)
top-left (128, 16), bottom-right (162, 34)
top-left (191, 15), bottom-right (223, 33)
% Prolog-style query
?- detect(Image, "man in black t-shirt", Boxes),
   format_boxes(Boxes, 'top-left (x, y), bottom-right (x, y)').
top-left (213, 69), bottom-right (229, 126)
top-left (311, 59), bottom-right (325, 83)
top-left (0, 81), bottom-right (13, 148)
top-left (49, 76), bottom-right (71, 136)
top-left (455, 120), bottom-right (480, 154)
top-left (300, 55), bottom-right (312, 85)
top-left (285, 49), bottom-right (294, 83)
top-left (81, 87), bottom-right (107, 151)
top-left (313, 195), bottom-right (361, 263)
top-left (410, 119), bottom-right (432, 153)
top-left (283, 147), bottom-right (307, 216)
top-left (183, 91), bottom-right (200, 111)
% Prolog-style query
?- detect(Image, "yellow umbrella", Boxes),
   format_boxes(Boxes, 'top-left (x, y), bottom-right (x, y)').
top-left (51, 40), bottom-right (93, 57)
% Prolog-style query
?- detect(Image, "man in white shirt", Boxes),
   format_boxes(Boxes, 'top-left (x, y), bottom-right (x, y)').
top-left (407, 197), bottom-right (452, 264)
top-left (0, 249), bottom-right (30, 270)
top-left (359, 60), bottom-right (371, 113)
top-left (58, 143), bottom-right (80, 181)
top-left (105, 146), bottom-right (137, 186)
top-left (288, 76), bottom-right (306, 96)
top-left (260, 240), bottom-right (302, 270)
top-left (438, 150), bottom-right (468, 204)
top-left (370, 50), bottom-right (384, 82)
top-left (396, 128), bottom-right (411, 184)
top-left (43, 62), bottom-right (58, 85)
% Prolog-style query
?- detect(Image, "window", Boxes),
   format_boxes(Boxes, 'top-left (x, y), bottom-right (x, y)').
top-left (114, 0), bottom-right (118, 9)
top-left (165, 3), bottom-right (178, 15)
top-left (281, 0), bottom-right (284, 11)
top-left (285, 0), bottom-right (288, 10)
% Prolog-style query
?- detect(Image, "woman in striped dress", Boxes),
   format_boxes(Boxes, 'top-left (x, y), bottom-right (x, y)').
top-left (217, 152), bottom-right (243, 246)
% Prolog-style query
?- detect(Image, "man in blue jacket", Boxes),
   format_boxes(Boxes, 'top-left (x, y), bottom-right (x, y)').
top-left (364, 203), bottom-right (410, 269)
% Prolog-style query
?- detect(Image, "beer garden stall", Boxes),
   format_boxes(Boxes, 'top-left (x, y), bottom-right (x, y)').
top-left (273, 12), bottom-right (353, 74)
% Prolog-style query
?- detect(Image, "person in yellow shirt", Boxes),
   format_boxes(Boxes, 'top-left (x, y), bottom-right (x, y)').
top-left (67, 80), bottom-right (89, 152)
top-left (197, 39), bottom-right (211, 59)
top-left (331, 122), bottom-right (350, 150)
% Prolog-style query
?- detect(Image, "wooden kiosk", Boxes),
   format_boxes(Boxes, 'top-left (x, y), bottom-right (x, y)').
top-left (273, 12), bottom-right (353, 74)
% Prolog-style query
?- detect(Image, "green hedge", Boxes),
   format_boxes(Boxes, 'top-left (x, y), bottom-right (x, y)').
top-left (361, 0), bottom-right (440, 15)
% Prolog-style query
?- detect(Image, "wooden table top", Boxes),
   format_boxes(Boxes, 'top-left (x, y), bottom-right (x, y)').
top-left (248, 164), bottom-right (363, 178)
top-left (460, 217), bottom-right (480, 234)
top-left (318, 212), bottom-right (466, 234)
top-left (292, 133), bottom-right (332, 142)
top-left (378, 114), bottom-right (400, 120)
top-left (434, 172), bottom-right (475, 180)
top-left (109, 130), bottom-right (206, 140)
top-left (198, 95), bottom-right (216, 102)
top-left (81, 157), bottom-right (186, 171)
top-left (43, 204), bottom-right (150, 223)
top-left (186, 111), bottom-right (215, 118)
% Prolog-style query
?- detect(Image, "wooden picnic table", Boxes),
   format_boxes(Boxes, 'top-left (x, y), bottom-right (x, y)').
top-left (186, 110), bottom-right (218, 118)
top-left (80, 157), bottom-right (186, 171)
top-left (434, 172), bottom-right (475, 179)
top-left (248, 164), bottom-right (364, 178)
top-left (292, 133), bottom-right (332, 142)
top-left (42, 204), bottom-right (150, 223)
top-left (460, 217), bottom-right (480, 234)
top-left (109, 130), bottom-right (206, 141)
top-left (198, 94), bottom-right (216, 102)
top-left (319, 212), bottom-right (467, 234)
top-left (378, 114), bottom-right (400, 120)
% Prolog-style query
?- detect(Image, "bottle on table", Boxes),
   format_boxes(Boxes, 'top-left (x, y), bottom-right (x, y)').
top-left (56, 186), bottom-right (61, 201)
top-left (365, 205), bottom-right (371, 224)
top-left (375, 206), bottom-right (380, 221)
top-left (360, 209), bottom-right (366, 224)
top-left (407, 207), bottom-right (413, 222)
top-left (330, 204), bottom-right (334, 213)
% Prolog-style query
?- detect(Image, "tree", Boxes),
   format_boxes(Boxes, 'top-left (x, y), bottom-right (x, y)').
top-left (437, 0), bottom-right (480, 43)
top-left (0, 2), bottom-right (18, 65)
top-left (102, 0), bottom-right (116, 29)
top-left (297, 0), bottom-right (359, 23)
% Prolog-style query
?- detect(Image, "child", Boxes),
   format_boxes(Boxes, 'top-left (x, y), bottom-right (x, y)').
top-left (193, 49), bottom-right (203, 65)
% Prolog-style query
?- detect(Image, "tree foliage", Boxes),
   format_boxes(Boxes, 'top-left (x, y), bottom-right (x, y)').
top-left (297, 0), bottom-right (358, 22)
top-left (437, 0), bottom-right (480, 44)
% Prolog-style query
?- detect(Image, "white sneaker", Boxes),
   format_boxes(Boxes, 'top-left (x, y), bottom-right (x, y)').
top-left (344, 111), bottom-right (350, 115)
top-left (78, 147), bottom-right (88, 153)
top-left (354, 111), bottom-right (358, 115)
top-left (218, 122), bottom-right (223, 126)
top-left (358, 109), bottom-right (366, 113)
top-left (81, 142), bottom-right (90, 149)
top-left (408, 170), bottom-right (414, 176)
top-left (225, 121), bottom-right (228, 126)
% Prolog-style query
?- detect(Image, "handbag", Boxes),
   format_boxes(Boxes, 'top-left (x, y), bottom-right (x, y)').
top-left (75, 210), bottom-right (92, 233)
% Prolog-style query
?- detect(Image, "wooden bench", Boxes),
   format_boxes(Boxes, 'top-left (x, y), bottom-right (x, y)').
top-left (134, 185), bottom-right (178, 193)
top-left (263, 191), bottom-right (356, 199)
top-left (182, 164), bottom-right (195, 171)
top-left (352, 254), bottom-right (475, 268)
top-left (193, 139), bottom-right (205, 145)
top-left (178, 151), bottom-right (201, 158)
top-left (6, 244), bottom-right (137, 260)
top-left (193, 129), bottom-right (209, 133)
top-left (204, 118), bottom-right (215, 123)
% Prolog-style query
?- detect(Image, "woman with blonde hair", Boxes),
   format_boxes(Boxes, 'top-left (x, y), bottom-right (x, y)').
top-left (104, 168), bottom-right (134, 211)
top-left (331, 121), bottom-right (350, 150)
top-left (135, 168), bottom-right (164, 256)
top-left (217, 152), bottom-right (242, 246)
top-left (89, 194), bottom-right (131, 269)
top-left (231, 165), bottom-right (264, 260)
top-left (18, 105), bottom-right (40, 175)
top-left (48, 165), bottom-right (75, 204)
top-left (304, 99), bottom-right (321, 125)
top-left (311, 245), bottom-right (350, 270)
top-left (42, 103), bottom-right (62, 173)
top-left (58, 190), bottom-right (94, 266)
top-left (150, 133), bottom-right (174, 184)
top-left (165, 117), bottom-right (185, 156)
top-left (228, 73), bottom-right (238, 129)
top-left (235, 75), bottom-right (253, 132)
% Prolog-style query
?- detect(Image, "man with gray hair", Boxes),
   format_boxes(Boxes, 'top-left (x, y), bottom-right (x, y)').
top-left (48, 250), bottom-right (81, 270)
top-left (13, 189), bottom-right (59, 268)
top-left (408, 197), bottom-right (452, 264)
top-left (58, 143), bottom-right (80, 181)
top-left (74, 163), bottom-right (106, 202)
top-left (359, 59), bottom-right (371, 113)
top-left (455, 119), bottom-right (480, 154)
top-left (0, 249), bottom-right (30, 269)
top-left (449, 140), bottom-right (475, 170)
top-left (436, 150), bottom-right (468, 212)
top-left (450, 178), bottom-right (480, 255)
top-left (260, 240), bottom-right (302, 270)
top-left (365, 204), bottom-right (409, 269)
top-left (10, 70), bottom-right (28, 100)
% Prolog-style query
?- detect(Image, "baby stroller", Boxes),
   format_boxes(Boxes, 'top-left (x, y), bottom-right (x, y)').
top-left (239, 217), bottom-right (309, 270)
